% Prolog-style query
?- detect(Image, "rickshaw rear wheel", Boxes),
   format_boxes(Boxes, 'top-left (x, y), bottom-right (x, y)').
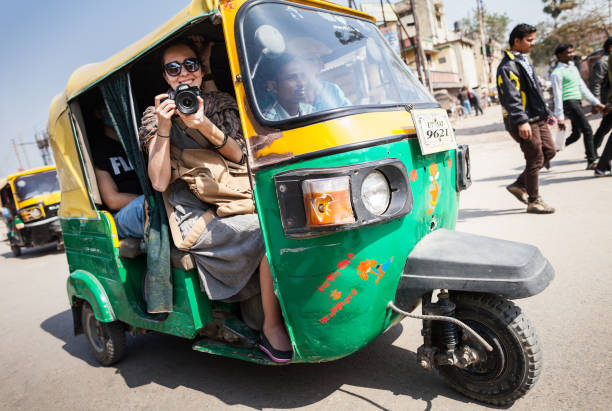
top-left (437, 292), bottom-right (542, 406)
top-left (10, 245), bottom-right (21, 257)
top-left (81, 302), bottom-right (126, 366)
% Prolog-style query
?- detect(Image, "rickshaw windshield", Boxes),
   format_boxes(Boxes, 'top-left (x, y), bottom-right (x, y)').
top-left (240, 2), bottom-right (434, 126)
top-left (14, 170), bottom-right (60, 202)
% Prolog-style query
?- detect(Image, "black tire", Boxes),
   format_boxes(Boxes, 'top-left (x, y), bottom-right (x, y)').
top-left (81, 302), bottom-right (126, 366)
top-left (11, 245), bottom-right (21, 257)
top-left (437, 293), bottom-right (542, 406)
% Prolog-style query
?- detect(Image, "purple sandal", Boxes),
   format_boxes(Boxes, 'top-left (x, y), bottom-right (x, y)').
top-left (258, 332), bottom-right (292, 363)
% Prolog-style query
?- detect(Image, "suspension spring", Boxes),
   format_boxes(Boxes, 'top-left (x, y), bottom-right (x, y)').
top-left (436, 292), bottom-right (459, 349)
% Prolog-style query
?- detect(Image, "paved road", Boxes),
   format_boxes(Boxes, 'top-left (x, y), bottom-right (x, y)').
top-left (1, 106), bottom-right (610, 410)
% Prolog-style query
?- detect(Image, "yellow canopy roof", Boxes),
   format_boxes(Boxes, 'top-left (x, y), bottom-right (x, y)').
top-left (2, 165), bottom-right (57, 188)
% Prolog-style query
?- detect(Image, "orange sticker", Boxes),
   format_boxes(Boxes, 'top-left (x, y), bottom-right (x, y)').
top-left (448, 158), bottom-right (452, 168)
top-left (317, 253), bottom-right (355, 291)
top-left (427, 163), bottom-right (440, 216)
top-left (410, 169), bottom-right (418, 182)
top-left (318, 289), bottom-right (358, 324)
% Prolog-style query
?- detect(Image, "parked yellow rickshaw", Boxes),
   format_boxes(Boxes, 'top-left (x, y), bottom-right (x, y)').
top-left (0, 165), bottom-right (62, 256)
top-left (47, 0), bottom-right (554, 405)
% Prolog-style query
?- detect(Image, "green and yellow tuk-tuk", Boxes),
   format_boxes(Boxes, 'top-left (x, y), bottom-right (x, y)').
top-left (47, 0), bottom-right (553, 405)
top-left (0, 165), bottom-right (63, 256)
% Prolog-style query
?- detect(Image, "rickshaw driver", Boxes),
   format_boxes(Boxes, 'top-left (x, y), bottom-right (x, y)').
top-left (288, 37), bottom-right (351, 111)
top-left (143, 40), bottom-right (292, 362)
top-left (262, 54), bottom-right (314, 120)
top-left (92, 109), bottom-right (145, 239)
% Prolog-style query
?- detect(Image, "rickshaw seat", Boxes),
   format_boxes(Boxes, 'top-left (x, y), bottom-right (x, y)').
top-left (117, 237), bottom-right (194, 270)
top-left (170, 248), bottom-right (195, 271)
top-left (118, 237), bottom-right (145, 258)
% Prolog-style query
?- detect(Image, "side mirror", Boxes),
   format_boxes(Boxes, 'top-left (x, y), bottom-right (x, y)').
top-left (255, 25), bottom-right (286, 57)
top-left (252, 25), bottom-right (285, 78)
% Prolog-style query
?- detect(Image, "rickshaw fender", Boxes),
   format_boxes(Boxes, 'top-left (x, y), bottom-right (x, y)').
top-left (396, 229), bottom-right (554, 305)
top-left (67, 270), bottom-right (116, 334)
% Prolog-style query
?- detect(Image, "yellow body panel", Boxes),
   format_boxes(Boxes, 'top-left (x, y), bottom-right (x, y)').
top-left (256, 111), bottom-right (416, 159)
top-left (1, 165), bottom-right (60, 210)
top-left (16, 191), bottom-right (61, 209)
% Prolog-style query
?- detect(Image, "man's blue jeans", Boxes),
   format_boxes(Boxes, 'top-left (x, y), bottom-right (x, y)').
top-left (114, 195), bottom-right (144, 239)
top-left (461, 100), bottom-right (472, 115)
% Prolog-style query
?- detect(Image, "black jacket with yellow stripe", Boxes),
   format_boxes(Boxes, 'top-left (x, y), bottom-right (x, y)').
top-left (496, 50), bottom-right (551, 131)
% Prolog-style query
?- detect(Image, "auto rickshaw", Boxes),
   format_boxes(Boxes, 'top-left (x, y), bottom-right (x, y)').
top-left (0, 165), bottom-right (63, 256)
top-left (47, 0), bottom-right (553, 405)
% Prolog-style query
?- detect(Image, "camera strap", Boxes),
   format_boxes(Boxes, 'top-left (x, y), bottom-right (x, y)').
top-left (172, 117), bottom-right (212, 149)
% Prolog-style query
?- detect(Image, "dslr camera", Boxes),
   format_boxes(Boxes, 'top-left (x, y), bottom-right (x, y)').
top-left (167, 84), bottom-right (201, 115)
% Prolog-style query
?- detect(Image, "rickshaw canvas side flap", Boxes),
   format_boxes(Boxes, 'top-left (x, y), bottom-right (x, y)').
top-left (48, 93), bottom-right (98, 219)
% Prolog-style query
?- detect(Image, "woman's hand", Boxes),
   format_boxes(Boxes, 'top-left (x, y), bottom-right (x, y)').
top-left (177, 96), bottom-right (219, 142)
top-left (154, 93), bottom-right (175, 135)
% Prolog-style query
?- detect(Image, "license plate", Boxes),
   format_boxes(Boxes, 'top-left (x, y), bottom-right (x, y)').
top-left (411, 108), bottom-right (456, 155)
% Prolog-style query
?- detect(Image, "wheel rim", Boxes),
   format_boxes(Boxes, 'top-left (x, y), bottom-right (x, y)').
top-left (85, 312), bottom-right (105, 353)
top-left (460, 319), bottom-right (508, 381)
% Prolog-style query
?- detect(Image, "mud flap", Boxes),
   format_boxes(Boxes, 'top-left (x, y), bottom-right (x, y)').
top-left (396, 229), bottom-right (554, 305)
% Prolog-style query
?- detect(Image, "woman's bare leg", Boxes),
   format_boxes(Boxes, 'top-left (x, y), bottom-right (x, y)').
top-left (260, 255), bottom-right (291, 351)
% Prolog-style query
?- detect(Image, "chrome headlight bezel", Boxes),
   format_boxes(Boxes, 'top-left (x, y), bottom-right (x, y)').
top-left (20, 206), bottom-right (43, 222)
top-left (360, 170), bottom-right (391, 215)
top-left (274, 158), bottom-right (413, 238)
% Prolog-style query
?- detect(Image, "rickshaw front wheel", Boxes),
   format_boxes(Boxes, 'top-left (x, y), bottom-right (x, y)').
top-left (10, 245), bottom-right (21, 257)
top-left (437, 293), bottom-right (542, 406)
top-left (81, 302), bottom-right (126, 366)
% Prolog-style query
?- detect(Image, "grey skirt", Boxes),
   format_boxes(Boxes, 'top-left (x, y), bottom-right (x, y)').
top-left (169, 181), bottom-right (264, 301)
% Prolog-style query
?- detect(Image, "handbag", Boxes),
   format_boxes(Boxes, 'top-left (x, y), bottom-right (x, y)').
top-left (169, 117), bottom-right (255, 217)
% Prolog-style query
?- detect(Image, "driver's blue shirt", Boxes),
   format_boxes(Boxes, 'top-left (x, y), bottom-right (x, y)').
top-left (313, 81), bottom-right (351, 111)
top-left (263, 101), bottom-right (314, 121)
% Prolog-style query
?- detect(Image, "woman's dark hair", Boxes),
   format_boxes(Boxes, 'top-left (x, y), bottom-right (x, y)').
top-left (159, 38), bottom-right (199, 68)
top-left (555, 43), bottom-right (573, 57)
top-left (603, 37), bottom-right (612, 55)
top-left (508, 24), bottom-right (537, 48)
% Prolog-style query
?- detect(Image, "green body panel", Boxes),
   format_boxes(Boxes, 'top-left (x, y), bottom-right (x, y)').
top-left (67, 269), bottom-right (116, 322)
top-left (193, 340), bottom-right (283, 365)
top-left (61, 213), bottom-right (213, 337)
top-left (253, 139), bottom-right (459, 362)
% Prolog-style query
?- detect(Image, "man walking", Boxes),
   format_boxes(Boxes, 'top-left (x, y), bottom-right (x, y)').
top-left (594, 39), bottom-right (612, 177)
top-left (496, 24), bottom-right (556, 214)
top-left (591, 38), bottom-right (612, 155)
top-left (551, 44), bottom-right (604, 169)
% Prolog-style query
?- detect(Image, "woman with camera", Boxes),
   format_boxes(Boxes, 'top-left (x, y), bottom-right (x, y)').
top-left (139, 39), bottom-right (292, 363)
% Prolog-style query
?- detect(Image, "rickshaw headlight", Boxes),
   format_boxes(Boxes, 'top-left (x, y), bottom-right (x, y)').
top-left (20, 207), bottom-right (42, 222)
top-left (302, 176), bottom-right (355, 227)
top-left (360, 170), bottom-right (390, 215)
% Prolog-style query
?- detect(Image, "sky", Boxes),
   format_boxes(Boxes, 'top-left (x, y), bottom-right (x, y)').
top-left (0, 0), bottom-right (550, 177)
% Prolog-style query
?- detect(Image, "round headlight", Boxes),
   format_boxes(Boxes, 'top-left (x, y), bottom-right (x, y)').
top-left (360, 170), bottom-right (390, 215)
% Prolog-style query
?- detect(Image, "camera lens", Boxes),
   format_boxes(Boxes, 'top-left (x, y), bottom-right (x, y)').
top-left (176, 90), bottom-right (198, 114)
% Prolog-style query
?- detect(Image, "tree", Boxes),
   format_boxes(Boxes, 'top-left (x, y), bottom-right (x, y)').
top-left (542, 0), bottom-right (578, 27)
top-left (460, 9), bottom-right (510, 44)
top-left (531, 12), bottom-right (608, 67)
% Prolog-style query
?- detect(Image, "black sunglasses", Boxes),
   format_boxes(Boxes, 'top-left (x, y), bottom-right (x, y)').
top-left (163, 58), bottom-right (200, 76)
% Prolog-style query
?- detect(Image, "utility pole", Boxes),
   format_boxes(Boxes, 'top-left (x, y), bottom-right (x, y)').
top-left (17, 135), bottom-right (32, 169)
top-left (35, 131), bottom-right (53, 166)
top-left (11, 139), bottom-right (24, 171)
top-left (409, 0), bottom-right (432, 92)
top-left (476, 0), bottom-right (490, 92)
